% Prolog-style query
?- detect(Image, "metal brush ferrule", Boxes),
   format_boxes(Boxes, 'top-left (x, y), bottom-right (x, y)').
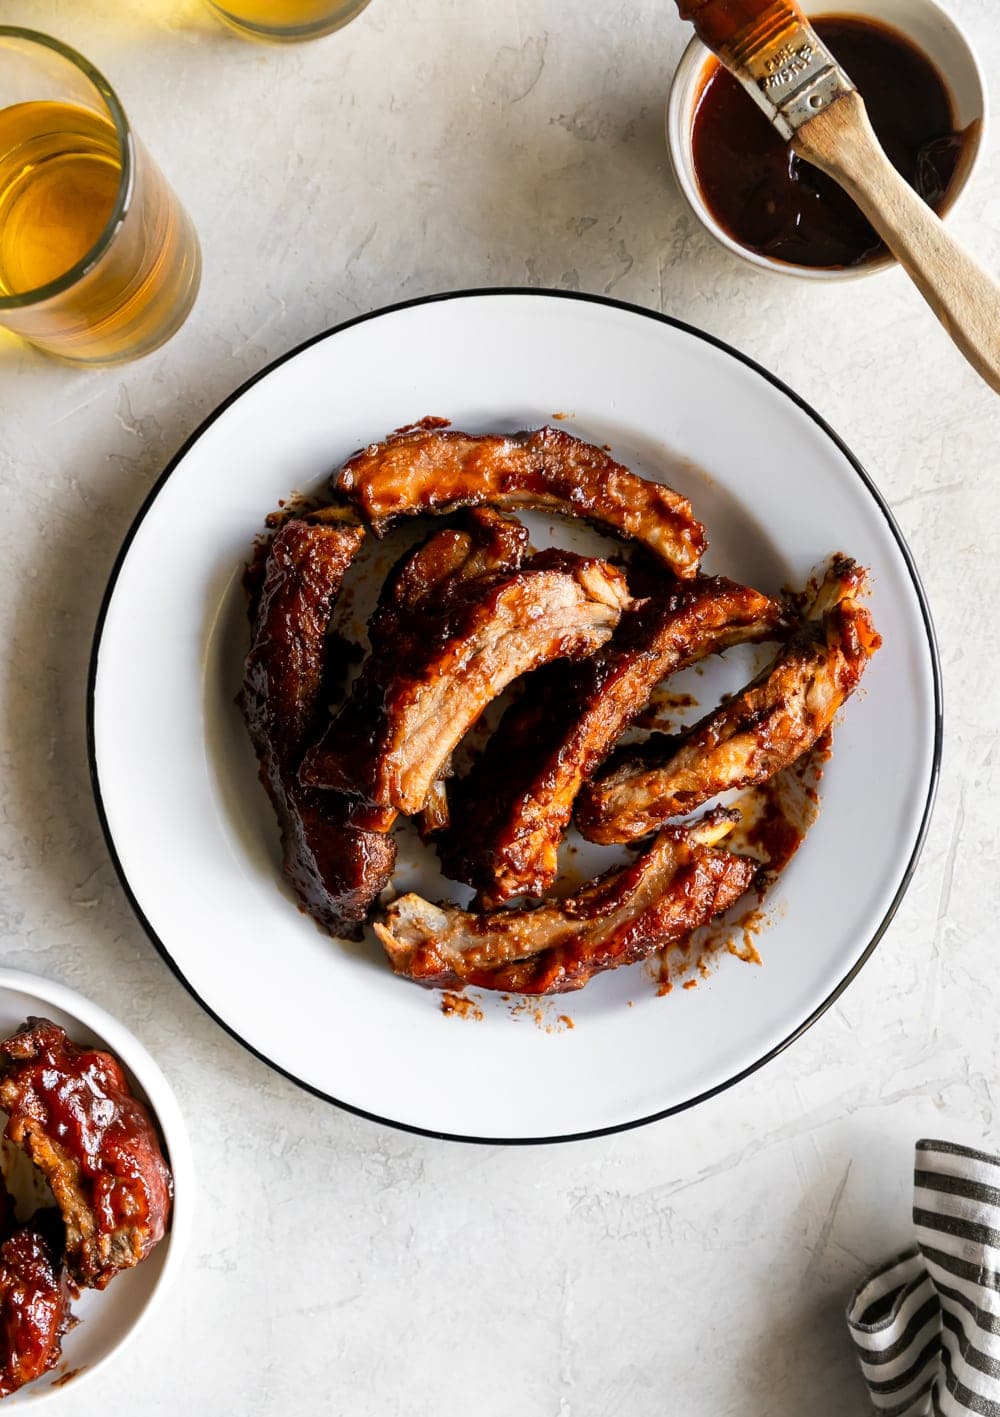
top-left (728, 11), bottom-right (855, 139)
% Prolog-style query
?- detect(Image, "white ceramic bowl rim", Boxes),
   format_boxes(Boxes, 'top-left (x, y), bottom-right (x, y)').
top-left (86, 287), bottom-right (943, 1146)
top-left (666, 0), bottom-right (989, 281)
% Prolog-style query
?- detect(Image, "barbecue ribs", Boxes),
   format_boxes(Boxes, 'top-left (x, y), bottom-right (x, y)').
top-left (300, 550), bottom-right (633, 817)
top-left (577, 557), bottom-right (881, 843)
top-left (440, 574), bottom-right (787, 904)
top-left (0, 1019), bottom-right (172, 1291)
top-left (0, 1215), bottom-right (72, 1398)
top-left (335, 424), bottom-right (707, 576)
top-left (242, 513), bottom-right (398, 937)
top-left (376, 813), bottom-right (756, 994)
top-left (371, 507), bottom-right (529, 644)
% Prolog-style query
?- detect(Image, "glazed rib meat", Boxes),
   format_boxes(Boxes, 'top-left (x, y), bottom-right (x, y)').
top-left (335, 424), bottom-right (707, 576)
top-left (375, 813), bottom-right (756, 995)
top-left (0, 1218), bottom-right (72, 1398)
top-left (307, 508), bottom-right (531, 836)
top-left (244, 513), bottom-right (363, 762)
top-left (300, 550), bottom-right (633, 817)
top-left (368, 507), bottom-right (529, 648)
top-left (242, 514), bottom-right (397, 936)
top-left (0, 1019), bottom-right (172, 1291)
top-left (441, 574), bottom-right (787, 905)
top-left (577, 556), bottom-right (881, 843)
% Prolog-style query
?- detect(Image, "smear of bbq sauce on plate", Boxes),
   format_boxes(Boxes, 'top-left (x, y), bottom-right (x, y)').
top-left (53, 1368), bottom-right (85, 1389)
top-left (691, 15), bottom-right (973, 269)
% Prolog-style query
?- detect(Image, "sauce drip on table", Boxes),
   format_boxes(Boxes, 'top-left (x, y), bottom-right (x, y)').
top-left (690, 15), bottom-right (971, 269)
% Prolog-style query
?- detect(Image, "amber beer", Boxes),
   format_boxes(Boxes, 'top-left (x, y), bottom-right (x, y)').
top-left (207, 0), bottom-right (372, 41)
top-left (0, 30), bottom-right (200, 364)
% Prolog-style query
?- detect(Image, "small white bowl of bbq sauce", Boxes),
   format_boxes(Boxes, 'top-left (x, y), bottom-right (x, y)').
top-left (666, 0), bottom-right (987, 279)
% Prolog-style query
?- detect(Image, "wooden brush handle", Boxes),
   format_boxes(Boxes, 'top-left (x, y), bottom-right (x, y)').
top-left (794, 89), bottom-right (1000, 395)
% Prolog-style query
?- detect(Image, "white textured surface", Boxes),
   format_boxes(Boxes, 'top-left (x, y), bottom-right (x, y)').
top-left (1, 1), bottom-right (998, 1412)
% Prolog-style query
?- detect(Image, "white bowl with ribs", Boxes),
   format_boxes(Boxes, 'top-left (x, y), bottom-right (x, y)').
top-left (0, 970), bottom-right (190, 1403)
top-left (90, 290), bottom-right (938, 1142)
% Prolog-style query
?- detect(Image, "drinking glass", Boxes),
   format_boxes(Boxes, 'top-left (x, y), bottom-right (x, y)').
top-left (205, 0), bottom-right (372, 43)
top-left (0, 28), bottom-right (201, 364)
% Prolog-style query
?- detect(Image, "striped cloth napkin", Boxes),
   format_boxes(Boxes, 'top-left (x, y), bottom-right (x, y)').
top-left (847, 1139), bottom-right (1000, 1416)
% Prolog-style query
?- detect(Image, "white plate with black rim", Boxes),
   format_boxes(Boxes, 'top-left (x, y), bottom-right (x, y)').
top-left (88, 289), bottom-right (940, 1144)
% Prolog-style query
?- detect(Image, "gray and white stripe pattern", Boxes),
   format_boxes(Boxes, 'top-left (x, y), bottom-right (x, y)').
top-left (847, 1140), bottom-right (1000, 1416)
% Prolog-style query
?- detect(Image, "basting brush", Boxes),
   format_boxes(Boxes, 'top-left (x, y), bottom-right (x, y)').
top-left (675, 0), bottom-right (1000, 393)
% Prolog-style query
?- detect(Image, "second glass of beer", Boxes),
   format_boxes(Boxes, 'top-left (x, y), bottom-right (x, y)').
top-left (206, 0), bottom-right (372, 42)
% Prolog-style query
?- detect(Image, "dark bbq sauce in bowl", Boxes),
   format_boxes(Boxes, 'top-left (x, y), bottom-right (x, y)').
top-left (690, 15), bottom-right (971, 269)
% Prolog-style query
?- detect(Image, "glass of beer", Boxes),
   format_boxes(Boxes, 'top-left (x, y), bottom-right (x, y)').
top-left (0, 28), bottom-right (201, 364)
top-left (205, 0), bottom-right (372, 43)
